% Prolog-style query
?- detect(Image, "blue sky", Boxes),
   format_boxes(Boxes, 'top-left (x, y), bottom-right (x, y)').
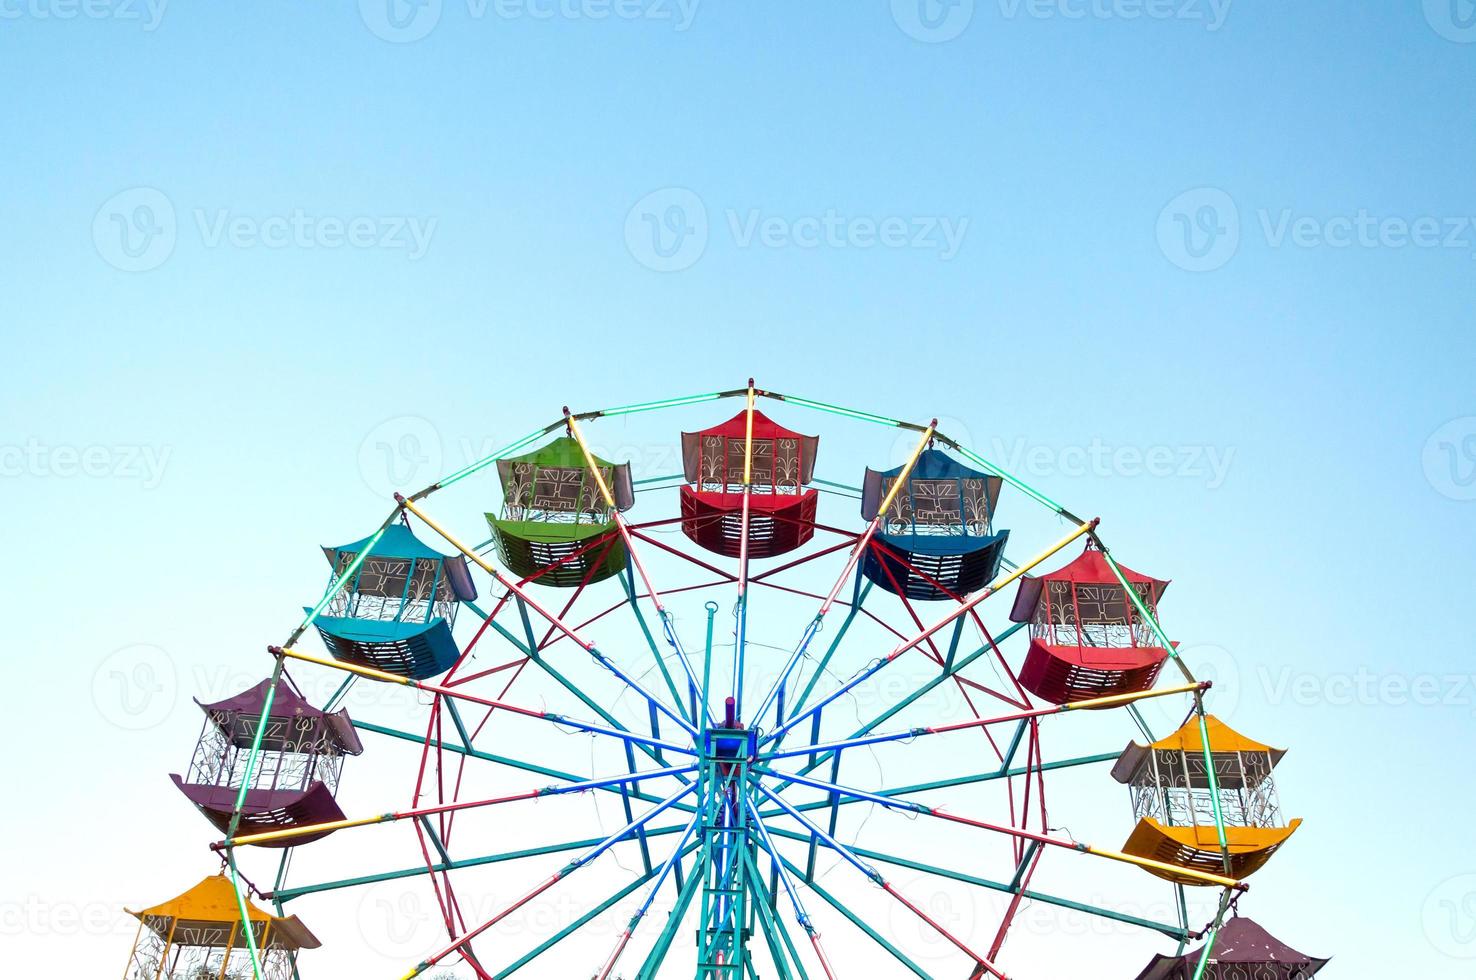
top-left (3, 2), bottom-right (1475, 977)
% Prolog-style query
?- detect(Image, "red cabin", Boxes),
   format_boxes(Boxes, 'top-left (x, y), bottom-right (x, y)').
top-left (1010, 543), bottom-right (1171, 704)
top-left (679, 410), bottom-right (819, 558)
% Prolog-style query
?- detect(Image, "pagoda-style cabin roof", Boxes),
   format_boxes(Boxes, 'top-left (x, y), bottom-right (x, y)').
top-left (1112, 715), bottom-right (1287, 787)
top-left (128, 875), bottom-right (321, 951)
top-left (1010, 544), bottom-right (1169, 622)
top-left (195, 679), bottom-right (364, 755)
top-left (861, 449), bottom-right (1002, 534)
top-left (1133, 916), bottom-right (1329, 979)
top-left (495, 436), bottom-right (634, 515)
top-left (681, 410), bottom-right (818, 491)
top-left (320, 523), bottom-right (478, 602)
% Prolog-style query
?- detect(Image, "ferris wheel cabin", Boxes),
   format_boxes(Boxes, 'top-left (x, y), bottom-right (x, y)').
top-left (679, 410), bottom-right (819, 558)
top-left (1132, 915), bottom-right (1328, 979)
top-left (122, 874), bottom-right (320, 980)
top-left (487, 436), bottom-right (634, 587)
top-left (1010, 543), bottom-right (1172, 704)
top-left (1112, 715), bottom-right (1301, 886)
top-left (170, 678), bottom-right (364, 845)
top-left (311, 523), bottom-right (477, 680)
top-left (859, 449), bottom-right (1010, 601)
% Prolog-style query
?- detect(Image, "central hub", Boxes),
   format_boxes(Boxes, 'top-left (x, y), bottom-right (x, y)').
top-left (703, 726), bottom-right (756, 761)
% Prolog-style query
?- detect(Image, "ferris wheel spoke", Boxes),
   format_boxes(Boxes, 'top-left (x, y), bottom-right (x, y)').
top-left (986, 841), bottom-right (1043, 964)
top-left (591, 810), bottom-right (702, 980)
top-left (741, 795), bottom-right (831, 980)
top-left (399, 494), bottom-right (700, 739)
top-left (274, 647), bottom-right (696, 762)
top-left (460, 608), bottom-right (698, 784)
top-left (764, 519), bottom-right (1097, 749)
top-left (496, 841), bottom-right (705, 980)
top-left (772, 577), bottom-right (873, 742)
top-left (266, 821), bottom-right (697, 911)
top-left (756, 766), bottom-right (1247, 891)
top-left (355, 718), bottom-right (697, 819)
top-left (766, 820), bottom-right (1194, 946)
top-left (216, 762), bottom-right (699, 850)
top-left (739, 848), bottom-right (817, 980)
top-left (758, 681), bottom-right (1207, 763)
top-left (768, 847), bottom-right (933, 980)
top-left (858, 540), bottom-right (1034, 720)
top-left (400, 781), bottom-right (699, 978)
top-left (565, 410), bottom-right (713, 727)
top-left (749, 778), bottom-right (1008, 979)
top-left (634, 850), bottom-right (706, 979)
top-left (748, 422), bottom-right (937, 732)
top-left (758, 619), bottom-right (1027, 802)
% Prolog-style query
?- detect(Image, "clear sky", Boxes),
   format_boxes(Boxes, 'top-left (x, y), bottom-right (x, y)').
top-left (3, 2), bottom-right (1475, 978)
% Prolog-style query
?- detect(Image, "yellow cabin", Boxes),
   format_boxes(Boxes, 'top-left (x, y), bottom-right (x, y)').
top-left (121, 874), bottom-right (319, 980)
top-left (1111, 715), bottom-right (1301, 886)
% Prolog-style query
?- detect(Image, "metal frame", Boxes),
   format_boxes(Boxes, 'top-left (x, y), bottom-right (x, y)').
top-left (199, 384), bottom-right (1252, 980)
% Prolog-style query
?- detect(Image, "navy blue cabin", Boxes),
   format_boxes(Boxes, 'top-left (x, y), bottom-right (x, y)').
top-left (859, 450), bottom-right (1009, 601)
top-left (311, 524), bottom-right (478, 680)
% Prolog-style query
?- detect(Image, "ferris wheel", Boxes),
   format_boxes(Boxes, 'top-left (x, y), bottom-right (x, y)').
top-left (119, 383), bottom-right (1329, 980)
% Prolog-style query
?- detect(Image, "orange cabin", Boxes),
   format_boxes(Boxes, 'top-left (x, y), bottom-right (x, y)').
top-left (122, 874), bottom-right (320, 980)
top-left (1112, 715), bottom-right (1300, 886)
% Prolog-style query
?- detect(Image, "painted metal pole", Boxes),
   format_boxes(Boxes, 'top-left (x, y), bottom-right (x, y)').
top-left (219, 762), bottom-right (696, 849)
top-left (751, 781), bottom-right (1009, 979)
top-left (400, 782), bottom-right (698, 978)
top-left (397, 494), bottom-right (699, 739)
top-left (565, 408), bottom-right (708, 725)
top-left (701, 600), bottom-right (719, 729)
top-left (762, 389), bottom-right (1081, 520)
top-left (1092, 534), bottom-right (1232, 868)
top-left (1191, 890), bottom-right (1236, 980)
top-left (759, 682), bottom-right (1208, 761)
top-left (273, 647), bottom-right (695, 755)
top-left (636, 850), bottom-right (705, 980)
top-left (734, 379), bottom-right (756, 723)
top-left (762, 824), bottom-right (1189, 943)
top-left (594, 812), bottom-right (701, 980)
top-left (225, 507), bottom-right (408, 980)
top-left (768, 518), bottom-right (1097, 745)
top-left (421, 420), bottom-right (565, 495)
top-left (466, 603), bottom-right (693, 783)
top-left (773, 850), bottom-right (932, 979)
top-left (749, 421), bottom-right (936, 729)
top-left (493, 840), bottom-right (702, 980)
top-left (270, 823), bottom-right (693, 903)
top-left (761, 624), bottom-right (1030, 801)
top-left (756, 768), bottom-right (1246, 891)
top-left (742, 795), bottom-right (835, 979)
